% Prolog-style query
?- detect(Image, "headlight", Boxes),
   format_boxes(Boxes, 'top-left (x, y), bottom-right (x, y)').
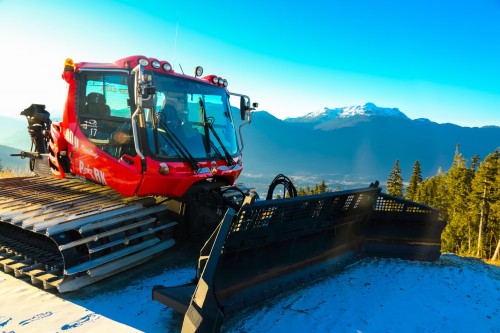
top-left (159, 163), bottom-right (170, 175)
top-left (138, 58), bottom-right (149, 66)
top-left (162, 62), bottom-right (172, 71)
top-left (151, 60), bottom-right (161, 69)
top-left (194, 66), bottom-right (203, 77)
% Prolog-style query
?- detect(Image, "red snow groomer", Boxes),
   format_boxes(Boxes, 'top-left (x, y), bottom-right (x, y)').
top-left (2, 56), bottom-right (445, 332)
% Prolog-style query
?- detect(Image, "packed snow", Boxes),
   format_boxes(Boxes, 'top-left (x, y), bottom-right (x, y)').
top-left (0, 254), bottom-right (498, 332)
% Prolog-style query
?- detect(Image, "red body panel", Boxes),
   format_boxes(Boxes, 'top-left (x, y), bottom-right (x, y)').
top-left (48, 122), bottom-right (67, 178)
top-left (50, 55), bottom-right (242, 198)
top-left (136, 158), bottom-right (242, 198)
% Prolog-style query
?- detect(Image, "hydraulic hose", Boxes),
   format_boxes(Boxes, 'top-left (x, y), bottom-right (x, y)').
top-left (266, 174), bottom-right (298, 200)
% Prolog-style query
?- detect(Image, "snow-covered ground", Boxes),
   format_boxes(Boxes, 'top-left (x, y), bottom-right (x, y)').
top-left (1, 254), bottom-right (498, 333)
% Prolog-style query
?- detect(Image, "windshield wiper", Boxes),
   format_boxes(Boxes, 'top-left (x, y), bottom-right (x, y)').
top-left (199, 98), bottom-right (211, 154)
top-left (198, 98), bottom-right (235, 167)
top-left (155, 115), bottom-right (198, 170)
top-left (208, 120), bottom-right (235, 167)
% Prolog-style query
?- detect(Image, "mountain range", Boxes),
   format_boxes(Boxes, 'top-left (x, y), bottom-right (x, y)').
top-left (237, 103), bottom-right (500, 191)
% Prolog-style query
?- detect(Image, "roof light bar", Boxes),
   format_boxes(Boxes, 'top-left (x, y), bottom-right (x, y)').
top-left (151, 60), bottom-right (161, 69)
top-left (138, 58), bottom-right (149, 66)
top-left (162, 62), bottom-right (172, 72)
top-left (201, 75), bottom-right (229, 87)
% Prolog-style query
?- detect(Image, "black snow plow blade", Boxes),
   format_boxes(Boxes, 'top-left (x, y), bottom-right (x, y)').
top-left (0, 177), bottom-right (176, 292)
top-left (153, 184), bottom-right (446, 332)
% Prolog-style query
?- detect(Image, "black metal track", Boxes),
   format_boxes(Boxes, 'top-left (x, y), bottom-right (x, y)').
top-left (0, 176), bottom-right (176, 292)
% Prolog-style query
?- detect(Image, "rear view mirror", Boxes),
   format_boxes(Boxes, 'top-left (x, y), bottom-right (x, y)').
top-left (240, 96), bottom-right (250, 120)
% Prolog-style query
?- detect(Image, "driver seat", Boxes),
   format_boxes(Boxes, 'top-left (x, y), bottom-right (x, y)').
top-left (84, 92), bottom-right (111, 116)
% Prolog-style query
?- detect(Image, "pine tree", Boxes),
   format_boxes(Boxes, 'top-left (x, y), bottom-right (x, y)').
top-left (406, 160), bottom-right (422, 201)
top-left (490, 167), bottom-right (500, 260)
top-left (415, 148), bottom-right (500, 259)
top-left (387, 160), bottom-right (404, 197)
top-left (470, 149), bottom-right (499, 257)
top-left (315, 180), bottom-right (329, 194)
top-left (305, 185), bottom-right (312, 195)
top-left (440, 148), bottom-right (474, 255)
top-left (415, 173), bottom-right (447, 220)
top-left (470, 155), bottom-right (481, 174)
top-left (296, 181), bottom-right (331, 196)
top-left (297, 187), bottom-right (307, 196)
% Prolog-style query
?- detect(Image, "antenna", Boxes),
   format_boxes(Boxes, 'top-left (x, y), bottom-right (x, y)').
top-left (173, 16), bottom-right (185, 75)
top-left (173, 17), bottom-right (179, 64)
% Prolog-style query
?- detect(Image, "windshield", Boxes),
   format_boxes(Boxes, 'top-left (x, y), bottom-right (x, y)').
top-left (144, 72), bottom-right (239, 161)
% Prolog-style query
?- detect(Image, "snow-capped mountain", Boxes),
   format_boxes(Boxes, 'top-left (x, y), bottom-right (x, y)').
top-left (286, 102), bottom-right (410, 123)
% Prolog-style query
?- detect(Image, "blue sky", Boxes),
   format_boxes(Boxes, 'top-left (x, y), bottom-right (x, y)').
top-left (1, 0), bottom-right (499, 127)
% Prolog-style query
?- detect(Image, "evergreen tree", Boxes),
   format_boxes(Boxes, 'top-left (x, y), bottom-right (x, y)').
top-left (406, 160), bottom-right (422, 201)
top-left (296, 181), bottom-right (331, 196)
top-left (490, 167), bottom-right (500, 260)
top-left (415, 174), bottom-right (447, 220)
top-left (314, 180), bottom-right (330, 194)
top-left (305, 185), bottom-right (312, 195)
top-left (470, 155), bottom-right (481, 174)
top-left (387, 160), bottom-right (404, 197)
top-left (440, 148), bottom-right (474, 255)
top-left (416, 148), bottom-right (500, 259)
top-left (470, 149), bottom-right (499, 257)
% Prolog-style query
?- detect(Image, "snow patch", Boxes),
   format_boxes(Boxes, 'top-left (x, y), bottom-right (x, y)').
top-left (338, 102), bottom-right (408, 119)
top-left (224, 254), bottom-right (499, 333)
top-left (287, 102), bottom-right (409, 123)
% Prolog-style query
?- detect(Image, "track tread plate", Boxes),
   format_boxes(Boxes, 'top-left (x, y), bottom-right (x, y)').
top-left (35, 273), bottom-right (60, 282)
top-left (0, 258), bottom-right (18, 265)
top-left (0, 176), bottom-right (148, 235)
top-left (8, 262), bottom-right (29, 270)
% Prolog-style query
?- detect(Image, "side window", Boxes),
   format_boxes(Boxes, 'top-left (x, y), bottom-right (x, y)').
top-left (79, 74), bottom-right (135, 158)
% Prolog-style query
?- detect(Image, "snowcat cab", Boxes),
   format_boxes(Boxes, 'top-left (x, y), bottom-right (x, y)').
top-left (50, 56), bottom-right (254, 200)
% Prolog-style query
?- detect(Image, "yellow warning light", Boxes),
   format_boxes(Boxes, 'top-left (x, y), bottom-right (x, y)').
top-left (62, 58), bottom-right (76, 83)
top-left (64, 58), bottom-right (75, 71)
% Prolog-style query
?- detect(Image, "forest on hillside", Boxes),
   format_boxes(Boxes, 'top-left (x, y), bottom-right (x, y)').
top-left (292, 147), bottom-right (500, 262)
top-left (387, 147), bottom-right (500, 261)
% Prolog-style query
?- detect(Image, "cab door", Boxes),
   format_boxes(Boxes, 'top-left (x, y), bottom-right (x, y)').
top-left (71, 71), bottom-right (143, 196)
